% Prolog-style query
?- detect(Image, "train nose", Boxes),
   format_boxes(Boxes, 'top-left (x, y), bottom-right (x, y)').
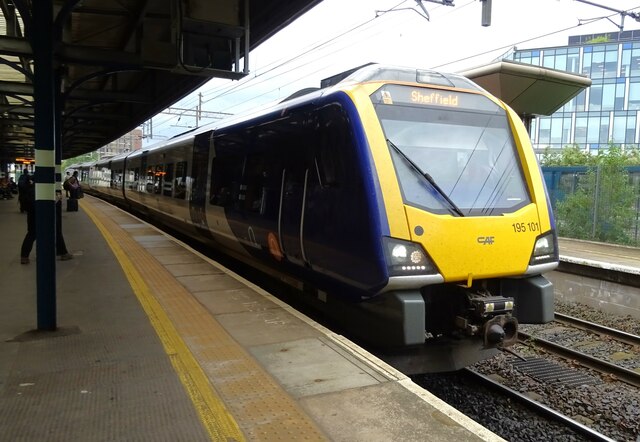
top-left (483, 315), bottom-right (518, 347)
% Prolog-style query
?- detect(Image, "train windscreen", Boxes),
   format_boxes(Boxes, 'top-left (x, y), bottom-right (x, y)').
top-left (371, 84), bottom-right (531, 216)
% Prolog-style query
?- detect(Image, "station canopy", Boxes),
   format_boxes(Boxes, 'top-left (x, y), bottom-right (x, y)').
top-left (461, 59), bottom-right (592, 117)
top-left (0, 0), bottom-right (322, 163)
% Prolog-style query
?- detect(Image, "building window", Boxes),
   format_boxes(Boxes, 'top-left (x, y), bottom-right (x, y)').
top-left (538, 117), bottom-right (551, 145)
top-left (590, 47), bottom-right (605, 79)
top-left (582, 48), bottom-right (592, 76)
top-left (631, 43), bottom-right (640, 76)
top-left (627, 114), bottom-right (637, 143)
top-left (530, 118), bottom-right (537, 143)
top-left (615, 78), bottom-right (626, 110)
top-left (575, 114), bottom-right (588, 144)
top-left (587, 115), bottom-right (600, 143)
top-left (567, 48), bottom-right (580, 73)
top-left (562, 116), bottom-right (572, 145)
top-left (602, 80), bottom-right (616, 111)
top-left (599, 115), bottom-right (609, 143)
top-left (621, 43), bottom-right (632, 77)
top-left (515, 50), bottom-right (540, 66)
top-left (550, 117), bottom-right (563, 145)
top-left (543, 50), bottom-right (556, 69)
top-left (628, 79), bottom-right (640, 110)
top-left (589, 83), bottom-right (603, 111)
top-left (604, 45), bottom-right (618, 78)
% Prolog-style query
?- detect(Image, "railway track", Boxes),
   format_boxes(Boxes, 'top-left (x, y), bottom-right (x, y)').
top-left (518, 314), bottom-right (640, 388)
top-left (462, 368), bottom-right (617, 442)
top-left (554, 312), bottom-right (640, 347)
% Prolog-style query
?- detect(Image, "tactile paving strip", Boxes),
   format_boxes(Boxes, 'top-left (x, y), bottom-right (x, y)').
top-left (82, 198), bottom-right (328, 441)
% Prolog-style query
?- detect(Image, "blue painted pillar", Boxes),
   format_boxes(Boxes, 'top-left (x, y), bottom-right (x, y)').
top-left (55, 69), bottom-right (63, 229)
top-left (33, 0), bottom-right (57, 330)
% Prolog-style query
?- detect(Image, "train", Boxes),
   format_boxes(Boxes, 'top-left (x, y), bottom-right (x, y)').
top-left (72, 64), bottom-right (558, 373)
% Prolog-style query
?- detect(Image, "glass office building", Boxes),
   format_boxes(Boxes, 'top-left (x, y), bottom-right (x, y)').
top-left (511, 30), bottom-right (640, 153)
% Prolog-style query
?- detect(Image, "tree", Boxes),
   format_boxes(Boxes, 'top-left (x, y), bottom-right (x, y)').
top-left (541, 144), bottom-right (591, 166)
top-left (62, 151), bottom-right (99, 172)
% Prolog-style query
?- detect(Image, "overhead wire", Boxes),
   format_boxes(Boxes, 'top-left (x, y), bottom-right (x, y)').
top-left (431, 5), bottom-right (640, 69)
top-left (165, 0), bottom-right (460, 117)
top-left (147, 2), bottom-right (640, 140)
top-left (209, 0), bottom-right (478, 112)
top-left (147, 2), bottom-right (407, 118)
top-left (198, 0), bottom-right (413, 105)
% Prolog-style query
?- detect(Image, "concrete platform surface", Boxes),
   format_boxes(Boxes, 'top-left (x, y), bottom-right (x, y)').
top-left (0, 195), bottom-right (502, 441)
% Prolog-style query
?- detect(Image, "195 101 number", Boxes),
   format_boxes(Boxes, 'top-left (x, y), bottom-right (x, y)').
top-left (512, 222), bottom-right (539, 233)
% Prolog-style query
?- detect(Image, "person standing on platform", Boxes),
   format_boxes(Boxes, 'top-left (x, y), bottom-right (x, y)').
top-left (67, 171), bottom-right (80, 198)
top-left (17, 169), bottom-right (30, 212)
top-left (8, 177), bottom-right (17, 195)
top-left (20, 179), bottom-right (73, 264)
top-left (66, 171), bottom-right (81, 212)
top-left (0, 176), bottom-right (11, 199)
top-left (63, 171), bottom-right (71, 197)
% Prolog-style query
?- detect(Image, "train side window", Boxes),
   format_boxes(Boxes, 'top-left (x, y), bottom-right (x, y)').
top-left (174, 161), bottom-right (187, 199)
top-left (244, 151), bottom-right (279, 215)
top-left (146, 166), bottom-right (155, 193)
top-left (210, 154), bottom-right (244, 208)
top-left (133, 167), bottom-right (140, 191)
top-left (153, 165), bottom-right (164, 194)
top-left (112, 169), bottom-right (121, 189)
top-left (164, 163), bottom-right (174, 197)
top-left (315, 106), bottom-right (351, 188)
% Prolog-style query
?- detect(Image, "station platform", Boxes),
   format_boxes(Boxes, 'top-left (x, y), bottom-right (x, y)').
top-left (0, 195), bottom-right (500, 441)
top-left (558, 237), bottom-right (640, 287)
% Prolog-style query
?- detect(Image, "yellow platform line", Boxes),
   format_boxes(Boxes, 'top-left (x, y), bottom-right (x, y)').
top-left (81, 200), bottom-right (245, 442)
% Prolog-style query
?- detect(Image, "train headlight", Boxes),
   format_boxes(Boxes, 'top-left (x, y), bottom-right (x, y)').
top-left (529, 231), bottom-right (558, 265)
top-left (383, 237), bottom-right (438, 276)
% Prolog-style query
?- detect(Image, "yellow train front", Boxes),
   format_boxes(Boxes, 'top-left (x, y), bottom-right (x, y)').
top-left (315, 65), bottom-right (557, 372)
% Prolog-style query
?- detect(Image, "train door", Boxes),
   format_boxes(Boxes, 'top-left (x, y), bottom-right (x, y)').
top-left (189, 131), bottom-right (213, 230)
top-left (108, 160), bottom-right (113, 190)
top-left (139, 151), bottom-right (148, 193)
top-left (279, 139), bottom-right (308, 266)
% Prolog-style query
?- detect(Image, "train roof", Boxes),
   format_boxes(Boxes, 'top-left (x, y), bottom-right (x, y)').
top-left (328, 63), bottom-right (484, 92)
top-left (128, 64), bottom-right (486, 157)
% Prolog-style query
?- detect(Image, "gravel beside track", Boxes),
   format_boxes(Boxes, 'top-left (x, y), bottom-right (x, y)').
top-left (415, 296), bottom-right (640, 442)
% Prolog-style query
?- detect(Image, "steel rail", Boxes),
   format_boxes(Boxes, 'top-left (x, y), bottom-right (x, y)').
top-left (463, 368), bottom-right (617, 442)
top-left (554, 312), bottom-right (640, 347)
top-left (518, 331), bottom-right (640, 388)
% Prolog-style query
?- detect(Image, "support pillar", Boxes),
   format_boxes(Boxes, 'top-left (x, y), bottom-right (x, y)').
top-left (33, 0), bottom-right (57, 330)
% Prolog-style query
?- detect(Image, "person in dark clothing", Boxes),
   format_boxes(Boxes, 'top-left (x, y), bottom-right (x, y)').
top-left (63, 171), bottom-right (71, 197)
top-left (0, 177), bottom-right (11, 199)
top-left (20, 183), bottom-right (73, 264)
top-left (67, 171), bottom-right (80, 200)
top-left (8, 177), bottom-right (17, 194)
top-left (17, 169), bottom-right (30, 213)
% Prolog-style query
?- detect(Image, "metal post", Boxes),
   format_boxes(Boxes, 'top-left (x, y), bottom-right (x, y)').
top-left (635, 195), bottom-right (639, 245)
top-left (55, 67), bottom-right (63, 245)
top-left (244, 0), bottom-right (250, 74)
top-left (480, 0), bottom-right (492, 27)
top-left (592, 165), bottom-right (601, 239)
top-left (33, 0), bottom-right (57, 331)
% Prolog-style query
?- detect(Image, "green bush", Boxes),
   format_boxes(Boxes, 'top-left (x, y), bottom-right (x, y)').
top-left (542, 144), bottom-right (640, 244)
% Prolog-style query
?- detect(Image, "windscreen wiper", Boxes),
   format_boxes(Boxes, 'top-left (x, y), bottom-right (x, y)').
top-left (387, 139), bottom-right (464, 217)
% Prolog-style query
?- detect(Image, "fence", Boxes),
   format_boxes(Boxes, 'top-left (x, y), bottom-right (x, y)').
top-left (542, 166), bottom-right (640, 246)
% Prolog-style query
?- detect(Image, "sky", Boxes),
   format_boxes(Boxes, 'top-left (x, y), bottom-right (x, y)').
top-left (143, 0), bottom-right (640, 144)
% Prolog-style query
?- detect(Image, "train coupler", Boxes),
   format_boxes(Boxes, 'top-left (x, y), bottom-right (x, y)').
top-left (455, 295), bottom-right (518, 348)
top-left (483, 314), bottom-right (518, 347)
